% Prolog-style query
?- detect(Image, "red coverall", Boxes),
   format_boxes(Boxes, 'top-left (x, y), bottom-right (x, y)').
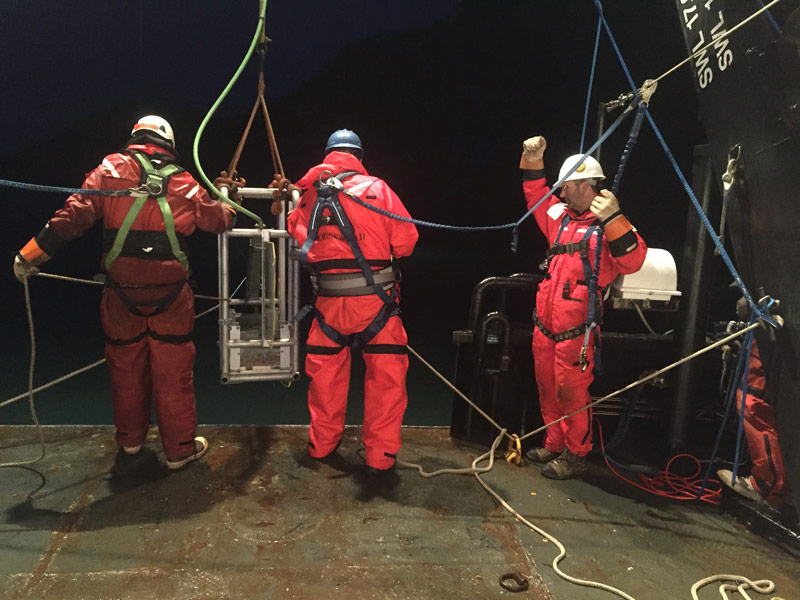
top-left (287, 151), bottom-right (419, 470)
top-left (523, 177), bottom-right (647, 456)
top-left (19, 143), bottom-right (234, 458)
top-left (736, 341), bottom-right (787, 506)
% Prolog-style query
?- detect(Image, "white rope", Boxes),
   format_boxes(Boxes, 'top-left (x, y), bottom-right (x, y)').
top-left (2, 271), bottom-right (230, 411)
top-left (406, 344), bottom-right (512, 442)
top-left (404, 323), bottom-right (778, 600)
top-left (690, 574), bottom-right (776, 600)
top-left (653, 0), bottom-right (784, 85)
top-left (0, 358), bottom-right (107, 410)
top-left (474, 460), bottom-right (636, 600)
top-left (398, 430), bottom-right (636, 599)
top-left (35, 272), bottom-right (227, 301)
top-left (0, 278), bottom-right (46, 468)
top-left (517, 321), bottom-right (763, 443)
top-left (408, 315), bottom-right (763, 448)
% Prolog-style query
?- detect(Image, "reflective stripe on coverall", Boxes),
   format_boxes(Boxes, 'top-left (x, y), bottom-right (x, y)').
top-left (737, 341), bottom-right (788, 507)
top-left (524, 176), bottom-right (647, 456)
top-left (288, 151), bottom-right (418, 469)
top-left (20, 143), bottom-right (234, 457)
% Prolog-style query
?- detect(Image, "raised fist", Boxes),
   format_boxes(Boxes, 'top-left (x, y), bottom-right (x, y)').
top-left (522, 136), bottom-right (546, 161)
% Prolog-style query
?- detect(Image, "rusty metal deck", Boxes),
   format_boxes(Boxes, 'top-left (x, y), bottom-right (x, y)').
top-left (1, 425), bottom-right (798, 599)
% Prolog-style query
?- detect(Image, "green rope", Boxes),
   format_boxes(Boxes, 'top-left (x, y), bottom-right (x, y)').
top-left (192, 0), bottom-right (268, 227)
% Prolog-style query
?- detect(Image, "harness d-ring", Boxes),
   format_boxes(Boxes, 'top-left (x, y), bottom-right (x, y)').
top-left (499, 572), bottom-right (529, 593)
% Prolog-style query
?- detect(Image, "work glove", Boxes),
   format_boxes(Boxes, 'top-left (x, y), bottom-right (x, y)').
top-left (213, 170), bottom-right (246, 201)
top-left (13, 254), bottom-right (39, 283)
top-left (520, 136), bottom-right (546, 170)
top-left (522, 136), bottom-right (546, 161)
top-left (590, 190), bottom-right (622, 224)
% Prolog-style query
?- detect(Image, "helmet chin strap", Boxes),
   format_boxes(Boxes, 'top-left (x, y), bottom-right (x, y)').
top-left (126, 133), bottom-right (180, 161)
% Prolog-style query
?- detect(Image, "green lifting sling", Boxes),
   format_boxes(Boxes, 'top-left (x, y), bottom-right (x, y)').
top-left (104, 151), bottom-right (190, 272)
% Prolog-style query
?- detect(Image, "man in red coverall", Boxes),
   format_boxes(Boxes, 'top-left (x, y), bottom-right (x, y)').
top-left (717, 308), bottom-right (788, 506)
top-left (519, 136), bottom-right (647, 479)
top-left (13, 115), bottom-right (239, 470)
top-left (287, 129), bottom-right (418, 474)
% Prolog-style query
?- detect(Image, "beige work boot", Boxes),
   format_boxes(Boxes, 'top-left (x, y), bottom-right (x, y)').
top-left (541, 449), bottom-right (587, 480)
top-left (717, 469), bottom-right (765, 504)
top-left (525, 447), bottom-right (562, 464)
top-left (166, 436), bottom-right (209, 470)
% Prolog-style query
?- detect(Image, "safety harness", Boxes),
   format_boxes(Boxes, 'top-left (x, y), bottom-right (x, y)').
top-left (535, 212), bottom-right (604, 372)
top-left (103, 150), bottom-right (190, 317)
top-left (296, 170), bottom-right (399, 350)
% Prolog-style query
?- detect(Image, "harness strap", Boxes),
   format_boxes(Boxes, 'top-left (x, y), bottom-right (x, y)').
top-left (315, 266), bottom-right (395, 296)
top-left (297, 170), bottom-right (399, 349)
top-left (104, 195), bottom-right (147, 271)
top-left (581, 225), bottom-right (605, 374)
top-left (305, 344), bottom-right (345, 355)
top-left (540, 213), bottom-right (604, 371)
top-left (311, 258), bottom-right (391, 272)
top-left (302, 287), bottom-right (400, 350)
top-left (105, 328), bottom-right (192, 346)
top-left (102, 228), bottom-right (190, 261)
top-left (106, 275), bottom-right (187, 317)
top-left (533, 310), bottom-right (586, 342)
top-left (544, 214), bottom-right (602, 307)
top-left (545, 238), bottom-right (590, 260)
top-left (105, 151), bottom-right (187, 272)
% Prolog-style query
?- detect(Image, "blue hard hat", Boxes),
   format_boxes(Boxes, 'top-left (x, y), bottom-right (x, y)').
top-left (325, 129), bottom-right (363, 157)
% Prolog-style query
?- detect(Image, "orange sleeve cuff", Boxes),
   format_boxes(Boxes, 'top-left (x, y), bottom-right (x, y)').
top-left (519, 155), bottom-right (544, 170)
top-left (603, 215), bottom-right (633, 241)
top-left (20, 238), bottom-right (50, 265)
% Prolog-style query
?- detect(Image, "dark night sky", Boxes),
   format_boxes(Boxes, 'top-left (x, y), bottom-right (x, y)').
top-left (0, 1), bottom-right (706, 423)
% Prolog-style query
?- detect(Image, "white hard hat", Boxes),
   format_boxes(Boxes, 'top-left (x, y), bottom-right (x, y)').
top-left (131, 115), bottom-right (175, 148)
top-left (558, 154), bottom-right (605, 183)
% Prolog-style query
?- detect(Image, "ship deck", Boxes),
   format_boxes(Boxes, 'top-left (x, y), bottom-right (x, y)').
top-left (1, 425), bottom-right (798, 600)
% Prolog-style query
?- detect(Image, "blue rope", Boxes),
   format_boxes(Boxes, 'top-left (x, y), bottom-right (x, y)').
top-left (580, 15), bottom-right (603, 154)
top-left (696, 315), bottom-right (757, 499)
top-left (730, 325), bottom-right (756, 484)
top-left (582, 98), bottom-right (648, 364)
top-left (756, 0), bottom-right (782, 35)
top-left (593, 0), bottom-right (637, 91)
top-left (610, 103), bottom-right (647, 197)
top-left (0, 178), bottom-right (134, 197)
top-left (6, 170), bottom-right (513, 233)
top-left (514, 101), bottom-right (638, 229)
top-left (343, 191), bottom-right (515, 232)
top-left (592, 0), bottom-right (777, 327)
top-left (645, 113), bottom-right (776, 327)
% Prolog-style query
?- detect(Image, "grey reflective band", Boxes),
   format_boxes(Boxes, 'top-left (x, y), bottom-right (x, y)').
top-left (316, 266), bottom-right (395, 293)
